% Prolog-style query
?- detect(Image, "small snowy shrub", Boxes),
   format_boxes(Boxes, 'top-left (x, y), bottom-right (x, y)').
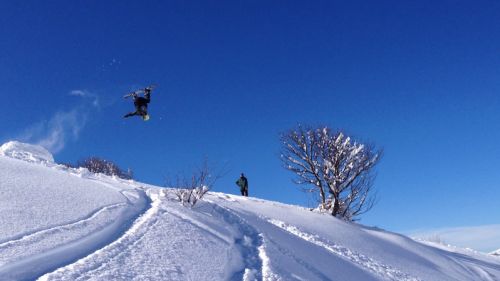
top-left (76, 157), bottom-right (133, 180)
top-left (174, 185), bottom-right (210, 207)
top-left (166, 158), bottom-right (225, 207)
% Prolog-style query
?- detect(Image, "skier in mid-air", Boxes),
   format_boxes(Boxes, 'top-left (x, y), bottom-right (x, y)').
top-left (123, 86), bottom-right (154, 121)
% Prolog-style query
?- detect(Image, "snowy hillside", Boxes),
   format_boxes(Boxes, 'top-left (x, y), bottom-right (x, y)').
top-left (0, 141), bottom-right (54, 164)
top-left (492, 249), bottom-right (500, 256)
top-left (1, 142), bottom-right (500, 281)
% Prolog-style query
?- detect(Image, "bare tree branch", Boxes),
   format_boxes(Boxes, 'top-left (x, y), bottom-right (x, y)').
top-left (281, 125), bottom-right (382, 221)
top-left (165, 157), bottom-right (227, 207)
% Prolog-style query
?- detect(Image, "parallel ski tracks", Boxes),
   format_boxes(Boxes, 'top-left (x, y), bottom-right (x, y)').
top-left (39, 193), bottom-right (160, 281)
top-left (0, 203), bottom-right (126, 252)
top-left (0, 179), bottom-right (149, 281)
top-left (41, 192), bottom-right (272, 281)
top-left (205, 203), bottom-right (268, 281)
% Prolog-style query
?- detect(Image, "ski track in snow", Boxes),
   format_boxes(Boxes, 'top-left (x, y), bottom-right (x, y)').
top-left (86, 178), bottom-right (140, 204)
top-left (445, 253), bottom-right (500, 281)
top-left (267, 219), bottom-right (421, 281)
top-left (38, 193), bottom-right (161, 281)
top-left (0, 202), bottom-right (125, 247)
top-left (0, 163), bottom-right (149, 281)
top-left (39, 190), bottom-right (279, 281)
top-left (0, 203), bottom-right (126, 265)
top-left (256, 237), bottom-right (283, 281)
top-left (201, 203), bottom-right (266, 281)
top-left (5, 142), bottom-right (500, 281)
top-left (40, 191), bottom-right (269, 281)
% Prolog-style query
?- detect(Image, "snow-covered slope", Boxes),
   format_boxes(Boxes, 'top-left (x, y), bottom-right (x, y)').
top-left (0, 141), bottom-right (54, 164)
top-left (0, 142), bottom-right (148, 280)
top-left (491, 249), bottom-right (500, 256)
top-left (1, 142), bottom-right (499, 281)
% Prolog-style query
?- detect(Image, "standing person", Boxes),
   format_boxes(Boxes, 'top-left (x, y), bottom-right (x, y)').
top-left (235, 173), bottom-right (249, 197)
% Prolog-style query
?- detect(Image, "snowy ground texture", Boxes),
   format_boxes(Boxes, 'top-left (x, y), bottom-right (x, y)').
top-left (1, 142), bottom-right (500, 281)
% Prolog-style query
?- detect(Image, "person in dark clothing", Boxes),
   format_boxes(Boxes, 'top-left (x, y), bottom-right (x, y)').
top-left (124, 87), bottom-right (152, 120)
top-left (236, 173), bottom-right (249, 197)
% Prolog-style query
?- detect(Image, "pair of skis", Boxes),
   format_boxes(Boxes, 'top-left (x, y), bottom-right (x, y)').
top-left (123, 85), bottom-right (156, 99)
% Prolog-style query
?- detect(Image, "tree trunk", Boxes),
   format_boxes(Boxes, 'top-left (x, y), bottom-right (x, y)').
top-left (331, 194), bottom-right (340, 217)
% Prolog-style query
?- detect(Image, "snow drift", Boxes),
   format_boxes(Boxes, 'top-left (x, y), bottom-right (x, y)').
top-left (0, 142), bottom-right (148, 280)
top-left (0, 141), bottom-right (54, 164)
top-left (1, 141), bottom-right (499, 281)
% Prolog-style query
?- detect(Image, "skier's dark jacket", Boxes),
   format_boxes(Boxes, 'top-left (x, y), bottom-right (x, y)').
top-left (133, 92), bottom-right (151, 112)
top-left (134, 97), bottom-right (150, 111)
top-left (236, 176), bottom-right (248, 191)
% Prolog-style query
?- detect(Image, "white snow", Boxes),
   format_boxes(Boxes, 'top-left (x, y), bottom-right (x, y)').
top-left (491, 249), bottom-right (500, 256)
top-left (1, 141), bottom-right (499, 280)
top-left (0, 141), bottom-right (54, 164)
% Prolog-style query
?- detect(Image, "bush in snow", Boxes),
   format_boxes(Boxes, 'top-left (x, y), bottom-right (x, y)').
top-left (280, 125), bottom-right (381, 221)
top-left (165, 158), bottom-right (225, 207)
top-left (174, 185), bottom-right (210, 207)
top-left (76, 157), bottom-right (133, 180)
top-left (60, 162), bottom-right (76, 169)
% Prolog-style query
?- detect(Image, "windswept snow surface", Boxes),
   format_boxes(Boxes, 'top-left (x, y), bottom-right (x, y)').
top-left (1, 142), bottom-right (500, 280)
top-left (0, 143), bottom-right (148, 280)
top-left (0, 141), bottom-right (54, 164)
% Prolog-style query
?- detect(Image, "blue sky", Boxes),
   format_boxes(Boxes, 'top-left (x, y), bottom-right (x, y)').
top-left (1, 1), bottom-right (500, 251)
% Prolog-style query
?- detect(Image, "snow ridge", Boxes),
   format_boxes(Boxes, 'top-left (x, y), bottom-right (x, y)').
top-left (0, 141), bottom-right (54, 164)
top-left (268, 219), bottom-right (421, 281)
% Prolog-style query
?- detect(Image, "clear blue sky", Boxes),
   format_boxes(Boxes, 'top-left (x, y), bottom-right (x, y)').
top-left (1, 1), bottom-right (499, 240)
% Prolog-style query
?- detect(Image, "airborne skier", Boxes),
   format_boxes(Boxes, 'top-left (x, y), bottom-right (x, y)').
top-left (123, 86), bottom-right (154, 121)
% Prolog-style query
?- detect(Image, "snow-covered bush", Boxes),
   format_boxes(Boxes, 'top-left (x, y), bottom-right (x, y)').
top-left (280, 125), bottom-right (381, 221)
top-left (174, 185), bottom-right (210, 207)
top-left (166, 158), bottom-right (224, 207)
top-left (76, 157), bottom-right (133, 180)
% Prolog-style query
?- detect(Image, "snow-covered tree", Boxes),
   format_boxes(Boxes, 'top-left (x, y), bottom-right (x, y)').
top-left (280, 125), bottom-right (381, 221)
